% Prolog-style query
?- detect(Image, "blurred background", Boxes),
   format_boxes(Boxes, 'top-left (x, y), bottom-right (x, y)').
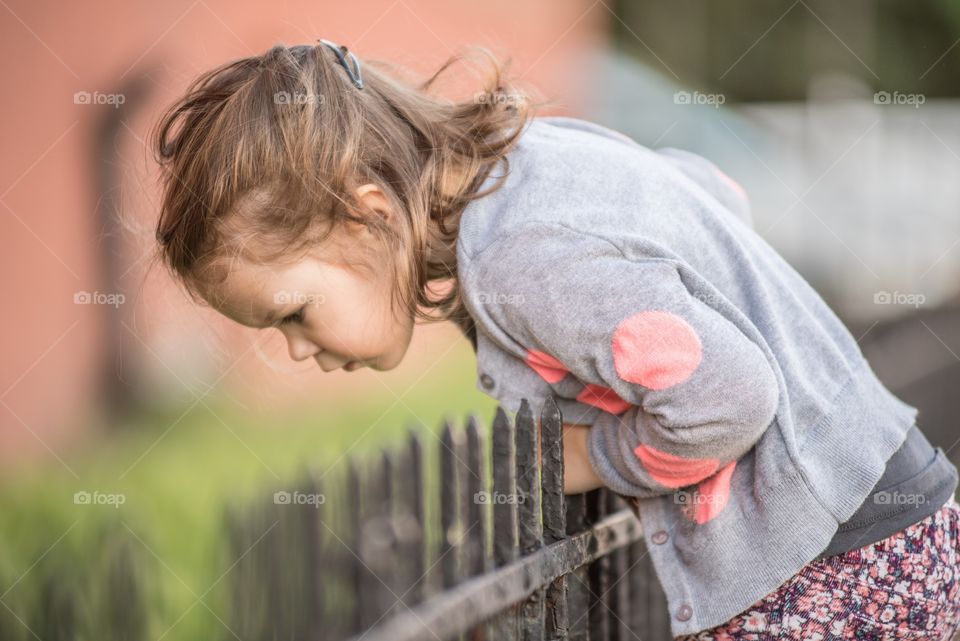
top-left (2, 0), bottom-right (960, 639)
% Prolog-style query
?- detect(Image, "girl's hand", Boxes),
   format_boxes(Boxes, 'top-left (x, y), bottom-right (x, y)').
top-left (537, 420), bottom-right (604, 495)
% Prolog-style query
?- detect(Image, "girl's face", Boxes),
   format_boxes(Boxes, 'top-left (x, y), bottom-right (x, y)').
top-left (205, 186), bottom-right (415, 372)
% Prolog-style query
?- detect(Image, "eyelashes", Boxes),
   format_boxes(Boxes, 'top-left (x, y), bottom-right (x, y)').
top-left (279, 306), bottom-right (305, 325)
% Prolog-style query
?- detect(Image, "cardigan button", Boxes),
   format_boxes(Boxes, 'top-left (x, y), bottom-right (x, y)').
top-left (651, 530), bottom-right (668, 545)
top-left (676, 604), bottom-right (693, 621)
top-left (480, 373), bottom-right (495, 390)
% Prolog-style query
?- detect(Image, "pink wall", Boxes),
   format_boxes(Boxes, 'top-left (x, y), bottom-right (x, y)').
top-left (0, 0), bottom-right (610, 466)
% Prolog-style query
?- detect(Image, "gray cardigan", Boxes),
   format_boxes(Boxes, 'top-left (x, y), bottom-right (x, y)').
top-left (456, 115), bottom-right (922, 637)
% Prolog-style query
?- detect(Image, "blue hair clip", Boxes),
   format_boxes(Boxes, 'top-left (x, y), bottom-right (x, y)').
top-left (317, 39), bottom-right (364, 90)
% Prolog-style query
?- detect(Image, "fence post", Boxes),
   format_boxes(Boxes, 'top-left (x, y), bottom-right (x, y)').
top-left (305, 470), bottom-right (325, 641)
top-left (440, 419), bottom-right (464, 593)
top-left (539, 397), bottom-right (569, 641)
top-left (492, 406), bottom-right (520, 639)
top-left (464, 413), bottom-right (490, 578)
top-left (464, 413), bottom-right (494, 639)
top-left (346, 457), bottom-right (366, 633)
top-left (564, 491), bottom-right (591, 641)
top-left (516, 399), bottom-right (545, 641)
top-left (382, 448), bottom-right (407, 620)
top-left (398, 428), bottom-right (426, 607)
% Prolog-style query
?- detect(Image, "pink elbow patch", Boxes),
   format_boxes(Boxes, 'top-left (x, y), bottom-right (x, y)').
top-left (612, 311), bottom-right (702, 390)
top-left (576, 383), bottom-right (632, 415)
top-left (691, 460), bottom-right (737, 524)
top-left (634, 443), bottom-right (719, 488)
top-left (524, 348), bottom-right (568, 383)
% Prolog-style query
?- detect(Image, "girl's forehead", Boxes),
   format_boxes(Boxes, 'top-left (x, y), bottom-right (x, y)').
top-left (211, 256), bottom-right (334, 307)
top-left (202, 270), bottom-right (272, 326)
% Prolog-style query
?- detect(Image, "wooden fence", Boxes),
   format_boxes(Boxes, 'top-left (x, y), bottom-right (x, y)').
top-left (223, 396), bottom-right (672, 640)
top-left (13, 307), bottom-right (960, 641)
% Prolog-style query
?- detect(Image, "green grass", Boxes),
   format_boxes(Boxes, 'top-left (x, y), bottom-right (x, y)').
top-left (0, 356), bottom-right (500, 641)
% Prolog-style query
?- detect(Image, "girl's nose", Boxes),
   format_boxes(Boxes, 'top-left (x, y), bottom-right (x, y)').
top-left (286, 334), bottom-right (321, 362)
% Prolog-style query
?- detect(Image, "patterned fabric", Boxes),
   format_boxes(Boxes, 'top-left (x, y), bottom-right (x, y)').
top-left (674, 496), bottom-right (960, 640)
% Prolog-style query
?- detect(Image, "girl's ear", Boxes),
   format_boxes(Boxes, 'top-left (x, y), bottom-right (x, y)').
top-left (354, 183), bottom-right (395, 225)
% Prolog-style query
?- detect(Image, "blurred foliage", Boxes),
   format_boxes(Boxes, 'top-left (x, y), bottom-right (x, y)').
top-left (0, 357), bottom-right (498, 640)
top-left (612, 0), bottom-right (960, 100)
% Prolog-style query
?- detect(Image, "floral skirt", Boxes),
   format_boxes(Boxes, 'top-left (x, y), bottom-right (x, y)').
top-left (676, 495), bottom-right (960, 640)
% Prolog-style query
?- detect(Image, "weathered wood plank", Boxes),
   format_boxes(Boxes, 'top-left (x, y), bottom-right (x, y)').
top-left (540, 397), bottom-right (568, 641)
top-left (516, 399), bottom-right (545, 641)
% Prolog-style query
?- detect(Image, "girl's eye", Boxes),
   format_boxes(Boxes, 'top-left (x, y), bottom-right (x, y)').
top-left (279, 307), bottom-right (305, 325)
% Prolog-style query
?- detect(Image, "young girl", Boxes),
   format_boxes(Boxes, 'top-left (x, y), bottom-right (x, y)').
top-left (150, 40), bottom-right (960, 640)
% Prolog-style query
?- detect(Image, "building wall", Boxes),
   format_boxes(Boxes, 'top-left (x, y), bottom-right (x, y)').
top-left (0, 0), bottom-right (609, 464)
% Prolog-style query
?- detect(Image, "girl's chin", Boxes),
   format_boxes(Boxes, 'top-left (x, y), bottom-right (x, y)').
top-left (344, 356), bottom-right (386, 371)
top-left (348, 344), bottom-right (406, 371)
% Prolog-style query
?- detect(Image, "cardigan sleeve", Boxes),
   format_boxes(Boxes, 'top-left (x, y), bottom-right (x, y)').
top-left (470, 224), bottom-right (780, 500)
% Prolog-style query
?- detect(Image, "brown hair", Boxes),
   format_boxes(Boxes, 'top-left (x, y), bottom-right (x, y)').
top-left (149, 41), bottom-right (554, 344)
